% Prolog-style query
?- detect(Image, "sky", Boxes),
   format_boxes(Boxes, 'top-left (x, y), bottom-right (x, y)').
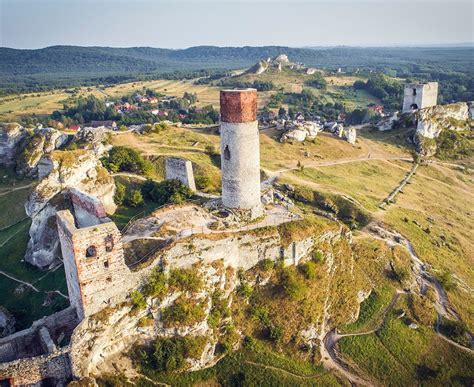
top-left (0, 0), bottom-right (473, 49)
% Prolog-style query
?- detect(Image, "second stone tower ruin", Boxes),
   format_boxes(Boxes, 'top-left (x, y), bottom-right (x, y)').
top-left (220, 89), bottom-right (262, 218)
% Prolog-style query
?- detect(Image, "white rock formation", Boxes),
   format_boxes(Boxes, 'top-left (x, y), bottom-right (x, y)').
top-left (416, 102), bottom-right (472, 139)
top-left (345, 127), bottom-right (357, 145)
top-left (0, 123), bottom-right (27, 166)
top-left (25, 149), bottom-right (116, 267)
top-left (377, 111), bottom-right (399, 131)
top-left (280, 128), bottom-right (307, 142)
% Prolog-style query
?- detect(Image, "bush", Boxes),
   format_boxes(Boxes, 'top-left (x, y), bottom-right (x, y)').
top-left (260, 259), bottom-right (274, 272)
top-left (151, 336), bottom-right (207, 372)
top-left (126, 189), bottom-right (144, 207)
top-left (169, 268), bottom-right (203, 293)
top-left (301, 261), bottom-right (317, 280)
top-left (279, 267), bottom-right (307, 300)
top-left (268, 324), bottom-right (284, 343)
top-left (162, 297), bottom-right (206, 327)
top-left (312, 250), bottom-right (325, 263)
top-left (130, 290), bottom-right (146, 310)
top-left (195, 175), bottom-right (211, 191)
top-left (141, 178), bottom-right (192, 206)
top-left (102, 146), bottom-right (153, 175)
top-left (208, 290), bottom-right (230, 329)
top-left (143, 268), bottom-right (167, 299)
top-left (114, 182), bottom-right (126, 205)
top-left (237, 283), bottom-right (253, 298)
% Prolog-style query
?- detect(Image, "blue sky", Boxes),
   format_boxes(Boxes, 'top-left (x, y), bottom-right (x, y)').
top-left (1, 0), bottom-right (472, 49)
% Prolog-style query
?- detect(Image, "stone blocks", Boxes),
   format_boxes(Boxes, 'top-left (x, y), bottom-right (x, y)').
top-left (165, 157), bottom-right (196, 191)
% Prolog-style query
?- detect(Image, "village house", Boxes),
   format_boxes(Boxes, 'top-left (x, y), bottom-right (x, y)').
top-left (90, 120), bottom-right (117, 129)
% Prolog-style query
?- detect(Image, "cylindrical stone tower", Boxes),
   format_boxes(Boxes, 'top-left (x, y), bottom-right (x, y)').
top-left (220, 89), bottom-right (262, 218)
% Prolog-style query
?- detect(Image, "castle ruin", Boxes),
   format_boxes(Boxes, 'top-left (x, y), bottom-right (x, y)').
top-left (220, 89), bottom-right (262, 218)
top-left (56, 189), bottom-right (131, 320)
top-left (402, 81), bottom-right (438, 113)
top-left (165, 157), bottom-right (196, 191)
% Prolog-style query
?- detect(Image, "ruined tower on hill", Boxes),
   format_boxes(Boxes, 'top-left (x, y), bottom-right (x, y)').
top-left (220, 89), bottom-right (262, 218)
top-left (402, 82), bottom-right (438, 113)
top-left (56, 189), bottom-right (130, 320)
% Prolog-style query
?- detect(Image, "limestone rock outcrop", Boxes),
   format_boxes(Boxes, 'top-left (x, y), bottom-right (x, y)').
top-left (345, 127), bottom-right (357, 145)
top-left (24, 149), bottom-right (116, 268)
top-left (416, 102), bottom-right (472, 139)
top-left (414, 102), bottom-right (473, 156)
top-left (280, 121), bottom-right (322, 142)
top-left (0, 123), bottom-right (27, 166)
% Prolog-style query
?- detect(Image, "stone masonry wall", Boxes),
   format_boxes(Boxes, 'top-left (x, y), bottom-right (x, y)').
top-left (220, 89), bottom-right (262, 217)
top-left (402, 82), bottom-right (438, 113)
top-left (57, 209), bottom-right (132, 320)
top-left (165, 157), bottom-right (196, 191)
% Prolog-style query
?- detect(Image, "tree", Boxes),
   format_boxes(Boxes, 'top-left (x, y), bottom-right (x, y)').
top-left (127, 189), bottom-right (144, 207)
top-left (114, 182), bottom-right (126, 205)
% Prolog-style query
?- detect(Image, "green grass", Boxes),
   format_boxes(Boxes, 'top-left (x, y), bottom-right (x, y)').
top-left (133, 339), bottom-right (340, 387)
top-left (341, 285), bottom-right (395, 333)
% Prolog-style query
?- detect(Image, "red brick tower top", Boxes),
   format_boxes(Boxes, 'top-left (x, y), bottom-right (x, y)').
top-left (220, 89), bottom-right (257, 123)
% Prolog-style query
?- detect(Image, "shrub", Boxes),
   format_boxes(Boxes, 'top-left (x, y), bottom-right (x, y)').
top-left (169, 268), bottom-right (203, 293)
top-left (102, 146), bottom-right (153, 175)
top-left (279, 267), bottom-right (307, 300)
top-left (301, 261), bottom-right (317, 280)
top-left (195, 175), bottom-right (211, 191)
top-left (237, 283), bottom-right (253, 298)
top-left (268, 324), bottom-right (284, 343)
top-left (208, 290), bottom-right (230, 329)
top-left (312, 250), bottom-right (325, 263)
top-left (161, 297), bottom-right (206, 327)
top-left (130, 290), bottom-right (146, 310)
top-left (260, 259), bottom-right (274, 272)
top-left (114, 182), bottom-right (126, 205)
top-left (141, 178), bottom-right (192, 206)
top-left (151, 335), bottom-right (207, 372)
top-left (126, 189), bottom-right (144, 207)
top-left (143, 268), bottom-right (167, 299)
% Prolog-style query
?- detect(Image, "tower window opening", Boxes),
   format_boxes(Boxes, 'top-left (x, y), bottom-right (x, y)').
top-left (413, 88), bottom-right (417, 96)
top-left (224, 145), bottom-right (231, 160)
top-left (105, 234), bottom-right (114, 252)
top-left (104, 260), bottom-right (109, 268)
top-left (86, 245), bottom-right (97, 258)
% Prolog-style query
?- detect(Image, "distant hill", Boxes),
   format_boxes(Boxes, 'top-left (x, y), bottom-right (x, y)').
top-left (0, 45), bottom-right (473, 94)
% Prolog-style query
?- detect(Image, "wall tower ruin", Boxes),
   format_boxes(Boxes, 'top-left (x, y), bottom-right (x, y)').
top-left (220, 89), bottom-right (262, 218)
top-left (56, 189), bottom-right (130, 320)
top-left (402, 82), bottom-right (438, 113)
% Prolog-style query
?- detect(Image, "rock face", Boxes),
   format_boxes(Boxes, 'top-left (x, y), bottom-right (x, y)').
top-left (377, 111), bottom-right (399, 131)
top-left (0, 124), bottom-right (70, 176)
top-left (414, 102), bottom-right (473, 156)
top-left (280, 121), bottom-right (321, 142)
top-left (0, 307), bottom-right (15, 338)
top-left (16, 127), bottom-right (70, 176)
top-left (0, 123), bottom-right (27, 166)
top-left (24, 149), bottom-right (116, 268)
top-left (345, 127), bottom-right (357, 145)
top-left (416, 102), bottom-right (472, 139)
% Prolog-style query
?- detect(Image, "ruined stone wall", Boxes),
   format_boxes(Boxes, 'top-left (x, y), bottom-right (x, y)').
top-left (70, 188), bottom-right (108, 228)
top-left (0, 350), bottom-right (72, 386)
top-left (220, 89), bottom-right (262, 218)
top-left (402, 82), bottom-right (438, 113)
top-left (165, 157), bottom-right (196, 191)
top-left (0, 307), bottom-right (77, 364)
top-left (57, 209), bottom-right (132, 321)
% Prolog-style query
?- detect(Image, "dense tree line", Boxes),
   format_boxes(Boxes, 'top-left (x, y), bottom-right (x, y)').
top-left (353, 74), bottom-right (403, 110)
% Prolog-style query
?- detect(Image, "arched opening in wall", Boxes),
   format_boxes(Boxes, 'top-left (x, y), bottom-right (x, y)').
top-left (410, 103), bottom-right (418, 110)
top-left (105, 234), bottom-right (114, 252)
top-left (412, 88), bottom-right (417, 96)
top-left (224, 145), bottom-right (231, 160)
top-left (85, 245), bottom-right (97, 258)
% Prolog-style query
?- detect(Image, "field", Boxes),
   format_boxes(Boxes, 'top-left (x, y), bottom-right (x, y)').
top-left (0, 69), bottom-right (378, 122)
top-left (0, 167), bottom-right (68, 330)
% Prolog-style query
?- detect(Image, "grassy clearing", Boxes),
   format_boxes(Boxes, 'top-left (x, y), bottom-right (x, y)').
top-left (341, 285), bottom-right (395, 333)
top-left (130, 339), bottom-right (340, 387)
top-left (383, 163), bottom-right (474, 330)
top-left (291, 160), bottom-right (409, 212)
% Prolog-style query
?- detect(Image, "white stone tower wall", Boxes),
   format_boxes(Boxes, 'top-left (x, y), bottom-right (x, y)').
top-left (220, 120), bottom-right (261, 210)
top-left (402, 82), bottom-right (438, 113)
top-left (220, 89), bottom-right (262, 217)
